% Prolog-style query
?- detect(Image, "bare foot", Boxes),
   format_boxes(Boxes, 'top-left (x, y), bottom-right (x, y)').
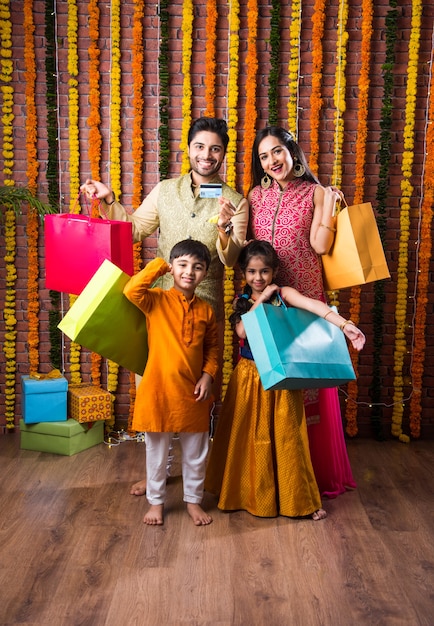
top-left (130, 479), bottom-right (147, 496)
top-left (143, 504), bottom-right (164, 525)
top-left (312, 508), bottom-right (327, 521)
top-left (186, 503), bottom-right (213, 526)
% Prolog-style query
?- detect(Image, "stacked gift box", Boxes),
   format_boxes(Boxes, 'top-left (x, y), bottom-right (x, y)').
top-left (19, 376), bottom-right (109, 456)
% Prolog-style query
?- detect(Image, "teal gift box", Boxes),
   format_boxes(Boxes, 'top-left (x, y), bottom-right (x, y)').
top-left (19, 419), bottom-right (104, 456)
top-left (21, 375), bottom-right (68, 424)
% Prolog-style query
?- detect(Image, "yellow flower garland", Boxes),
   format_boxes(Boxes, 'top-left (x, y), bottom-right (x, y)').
top-left (180, 0), bottom-right (193, 174)
top-left (1, 0), bottom-right (16, 428)
top-left (287, 0), bottom-right (302, 137)
top-left (344, 0), bottom-right (373, 437)
top-left (391, 0), bottom-right (422, 442)
top-left (309, 0), bottom-right (326, 176)
top-left (332, 0), bottom-right (349, 190)
top-left (204, 0), bottom-right (217, 117)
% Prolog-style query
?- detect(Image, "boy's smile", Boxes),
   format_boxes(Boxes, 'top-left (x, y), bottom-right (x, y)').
top-left (170, 255), bottom-right (208, 298)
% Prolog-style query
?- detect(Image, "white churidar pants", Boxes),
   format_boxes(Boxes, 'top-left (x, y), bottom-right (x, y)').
top-left (145, 432), bottom-right (209, 505)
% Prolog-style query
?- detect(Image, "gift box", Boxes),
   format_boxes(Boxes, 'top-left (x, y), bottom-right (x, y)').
top-left (68, 385), bottom-right (112, 423)
top-left (19, 419), bottom-right (104, 456)
top-left (21, 375), bottom-right (68, 424)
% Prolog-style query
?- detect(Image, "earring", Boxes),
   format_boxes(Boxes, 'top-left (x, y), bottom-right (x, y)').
top-left (293, 161), bottom-right (306, 178)
top-left (261, 173), bottom-right (272, 189)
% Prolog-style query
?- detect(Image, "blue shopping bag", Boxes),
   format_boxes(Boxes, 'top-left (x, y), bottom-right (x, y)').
top-left (242, 303), bottom-right (356, 390)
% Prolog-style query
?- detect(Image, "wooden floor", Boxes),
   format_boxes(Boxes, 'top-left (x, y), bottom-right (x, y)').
top-left (0, 431), bottom-right (433, 626)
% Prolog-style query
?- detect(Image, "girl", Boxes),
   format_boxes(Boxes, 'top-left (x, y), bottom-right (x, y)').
top-left (205, 240), bottom-right (365, 519)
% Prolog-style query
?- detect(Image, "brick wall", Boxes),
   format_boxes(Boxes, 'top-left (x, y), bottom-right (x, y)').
top-left (1, 0), bottom-right (433, 438)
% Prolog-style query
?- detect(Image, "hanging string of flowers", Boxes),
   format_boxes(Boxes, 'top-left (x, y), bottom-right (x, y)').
top-left (180, 0), bottom-right (193, 174)
top-left (204, 0), bottom-right (217, 117)
top-left (24, 0), bottom-right (40, 376)
top-left (221, 0), bottom-right (240, 398)
top-left (268, 0), bottom-right (280, 126)
top-left (391, 0), bottom-right (422, 442)
top-left (241, 0), bottom-right (258, 197)
top-left (158, 0), bottom-right (170, 181)
top-left (128, 0), bottom-right (146, 434)
top-left (67, 0), bottom-right (82, 384)
top-left (1, 0), bottom-right (16, 429)
top-left (332, 0), bottom-right (349, 190)
top-left (344, 0), bottom-right (373, 438)
top-left (308, 0), bottom-right (326, 176)
top-left (371, 1), bottom-right (398, 439)
top-left (408, 29), bottom-right (434, 439)
top-left (287, 0), bottom-right (302, 138)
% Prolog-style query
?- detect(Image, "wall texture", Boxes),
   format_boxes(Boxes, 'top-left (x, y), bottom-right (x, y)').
top-left (0, 0), bottom-right (433, 440)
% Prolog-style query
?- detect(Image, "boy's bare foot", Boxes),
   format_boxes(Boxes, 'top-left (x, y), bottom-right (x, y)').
top-left (143, 504), bottom-right (164, 525)
top-left (130, 479), bottom-right (147, 496)
top-left (312, 508), bottom-right (327, 521)
top-left (187, 503), bottom-right (213, 526)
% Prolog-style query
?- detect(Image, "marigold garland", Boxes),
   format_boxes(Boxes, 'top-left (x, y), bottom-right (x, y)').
top-left (309, 0), bottom-right (326, 176)
top-left (180, 0), bottom-right (193, 174)
top-left (287, 0), bottom-right (302, 137)
top-left (344, 0), bottom-right (373, 438)
top-left (408, 29), bottom-right (434, 439)
top-left (158, 0), bottom-right (170, 181)
top-left (391, 0), bottom-right (422, 442)
top-left (1, 0), bottom-right (16, 428)
top-left (204, 0), bottom-right (217, 117)
top-left (332, 0), bottom-right (349, 189)
top-left (241, 0), bottom-right (258, 197)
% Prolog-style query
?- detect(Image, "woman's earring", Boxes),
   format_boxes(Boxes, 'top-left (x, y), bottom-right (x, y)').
top-left (261, 173), bottom-right (272, 189)
top-left (293, 161), bottom-right (306, 178)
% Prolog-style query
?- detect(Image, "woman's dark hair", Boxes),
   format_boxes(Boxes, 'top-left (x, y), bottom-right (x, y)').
top-left (188, 117), bottom-right (229, 152)
top-left (251, 126), bottom-right (320, 188)
top-left (229, 240), bottom-right (280, 326)
top-left (169, 239), bottom-right (211, 269)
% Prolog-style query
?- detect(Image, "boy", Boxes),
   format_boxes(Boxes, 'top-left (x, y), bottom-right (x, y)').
top-left (123, 240), bottom-right (219, 526)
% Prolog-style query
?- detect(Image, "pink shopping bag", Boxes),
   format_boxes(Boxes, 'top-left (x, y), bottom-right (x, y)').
top-left (44, 209), bottom-right (134, 295)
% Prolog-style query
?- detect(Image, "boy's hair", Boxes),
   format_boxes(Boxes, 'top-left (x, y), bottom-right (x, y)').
top-left (169, 239), bottom-right (212, 270)
top-left (237, 240), bottom-right (280, 274)
top-left (188, 117), bottom-right (229, 153)
top-left (251, 126), bottom-right (320, 188)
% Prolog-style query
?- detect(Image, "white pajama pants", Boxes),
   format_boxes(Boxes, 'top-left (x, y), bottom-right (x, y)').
top-left (145, 432), bottom-right (209, 505)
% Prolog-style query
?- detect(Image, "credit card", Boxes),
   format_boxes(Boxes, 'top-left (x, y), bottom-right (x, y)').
top-left (199, 183), bottom-right (222, 198)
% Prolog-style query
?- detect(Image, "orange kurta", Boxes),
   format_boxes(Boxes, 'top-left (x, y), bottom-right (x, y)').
top-left (124, 258), bottom-right (219, 433)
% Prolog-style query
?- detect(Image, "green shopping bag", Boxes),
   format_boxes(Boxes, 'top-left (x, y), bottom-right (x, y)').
top-left (58, 259), bottom-right (148, 375)
top-left (242, 303), bottom-right (356, 390)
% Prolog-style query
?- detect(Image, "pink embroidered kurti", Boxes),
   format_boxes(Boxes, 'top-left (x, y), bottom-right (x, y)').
top-left (249, 178), bottom-right (356, 498)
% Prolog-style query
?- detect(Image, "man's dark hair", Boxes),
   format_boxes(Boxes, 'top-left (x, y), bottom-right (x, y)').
top-left (169, 239), bottom-right (212, 270)
top-left (188, 117), bottom-right (229, 152)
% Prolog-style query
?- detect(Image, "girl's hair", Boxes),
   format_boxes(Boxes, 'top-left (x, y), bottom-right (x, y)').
top-left (169, 239), bottom-right (211, 269)
top-left (251, 126), bottom-right (320, 188)
top-left (229, 240), bottom-right (279, 326)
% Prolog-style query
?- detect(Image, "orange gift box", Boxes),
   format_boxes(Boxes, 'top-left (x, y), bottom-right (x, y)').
top-left (68, 385), bottom-right (111, 423)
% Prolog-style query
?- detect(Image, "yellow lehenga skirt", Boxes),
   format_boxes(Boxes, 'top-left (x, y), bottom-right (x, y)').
top-left (205, 357), bottom-right (322, 518)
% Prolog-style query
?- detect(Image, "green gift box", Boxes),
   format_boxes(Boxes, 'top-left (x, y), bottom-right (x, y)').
top-left (19, 418), bottom-right (104, 456)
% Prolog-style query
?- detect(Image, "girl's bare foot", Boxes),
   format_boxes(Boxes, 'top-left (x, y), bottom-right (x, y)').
top-left (130, 479), bottom-right (147, 496)
top-left (312, 508), bottom-right (327, 521)
top-left (186, 503), bottom-right (213, 526)
top-left (144, 504), bottom-right (164, 525)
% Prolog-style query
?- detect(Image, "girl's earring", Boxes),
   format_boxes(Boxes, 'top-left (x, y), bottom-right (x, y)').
top-left (261, 173), bottom-right (272, 189)
top-left (293, 161), bottom-right (306, 178)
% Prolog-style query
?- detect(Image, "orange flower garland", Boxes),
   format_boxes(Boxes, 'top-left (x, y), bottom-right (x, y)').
top-left (241, 0), bottom-right (258, 197)
top-left (391, 0), bottom-right (422, 442)
top-left (180, 0), bottom-right (193, 174)
top-left (309, 0), bottom-right (326, 176)
top-left (408, 39), bottom-right (434, 438)
top-left (204, 0), bottom-right (217, 117)
top-left (344, 0), bottom-right (373, 437)
top-left (23, 0), bottom-right (40, 375)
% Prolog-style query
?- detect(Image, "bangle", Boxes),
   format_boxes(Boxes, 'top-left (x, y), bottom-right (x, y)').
top-left (320, 223), bottom-right (336, 233)
top-left (340, 319), bottom-right (355, 331)
top-left (323, 310), bottom-right (334, 321)
top-left (217, 222), bottom-right (233, 235)
top-left (106, 192), bottom-right (116, 205)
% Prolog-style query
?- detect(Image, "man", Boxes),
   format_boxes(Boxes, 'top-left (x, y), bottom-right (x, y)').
top-left (81, 117), bottom-right (249, 496)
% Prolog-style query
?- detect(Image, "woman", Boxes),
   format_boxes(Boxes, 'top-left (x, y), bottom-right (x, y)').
top-left (248, 126), bottom-right (356, 498)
